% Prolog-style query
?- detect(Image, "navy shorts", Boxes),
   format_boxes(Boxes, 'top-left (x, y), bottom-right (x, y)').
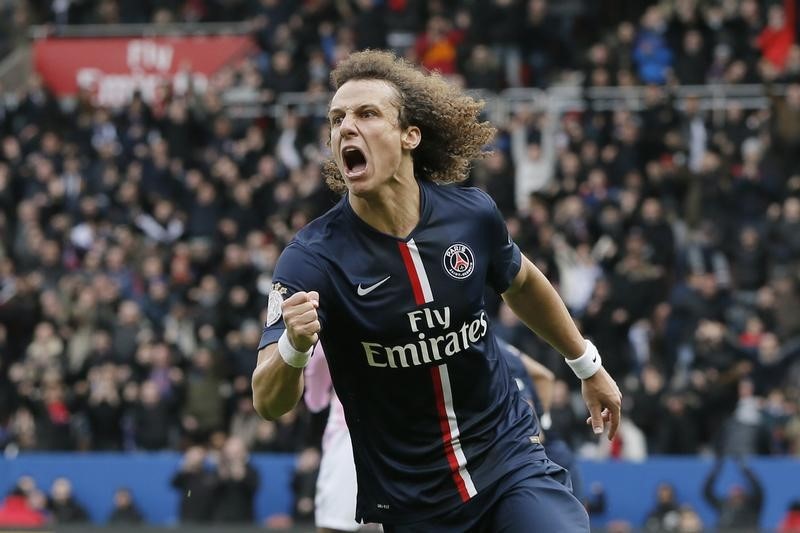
top-left (382, 458), bottom-right (590, 533)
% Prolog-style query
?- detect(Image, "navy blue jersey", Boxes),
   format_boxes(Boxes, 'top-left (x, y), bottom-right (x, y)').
top-left (259, 180), bottom-right (546, 524)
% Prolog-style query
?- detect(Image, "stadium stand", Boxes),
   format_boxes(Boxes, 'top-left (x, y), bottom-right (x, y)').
top-left (1, 0), bottom-right (799, 530)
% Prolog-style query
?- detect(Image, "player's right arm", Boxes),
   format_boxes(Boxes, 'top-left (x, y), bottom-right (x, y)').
top-left (252, 345), bottom-right (301, 421)
top-left (252, 291), bottom-right (320, 420)
top-left (251, 241), bottom-right (327, 421)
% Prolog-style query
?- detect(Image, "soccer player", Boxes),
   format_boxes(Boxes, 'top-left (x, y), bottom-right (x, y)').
top-left (252, 50), bottom-right (621, 532)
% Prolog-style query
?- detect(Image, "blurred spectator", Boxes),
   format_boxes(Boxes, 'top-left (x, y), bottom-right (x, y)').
top-left (113, 301), bottom-right (150, 364)
top-left (634, 7), bottom-right (674, 84)
top-left (263, 50), bottom-right (307, 96)
top-left (757, 0), bottom-right (796, 72)
top-left (463, 45), bottom-right (504, 92)
top-left (520, 0), bottom-right (566, 88)
top-left (585, 481), bottom-right (607, 516)
top-left (291, 447), bottom-right (320, 524)
top-left (0, 482), bottom-right (47, 527)
top-left (348, 0), bottom-right (387, 51)
top-left (722, 378), bottom-right (766, 456)
top-left (35, 376), bottom-right (76, 451)
top-left (770, 82), bottom-right (800, 177)
top-left (591, 413), bottom-right (648, 462)
top-left (644, 482), bottom-right (680, 532)
top-left (250, 419), bottom-right (282, 452)
top-left (171, 446), bottom-right (216, 523)
top-left (582, 278), bottom-right (635, 381)
top-left (510, 109), bottom-right (557, 210)
top-left (673, 29), bottom-right (710, 85)
top-left (548, 379), bottom-right (583, 450)
top-left (730, 226), bottom-right (769, 292)
top-left (47, 477), bottom-right (89, 524)
top-left (780, 500), bottom-right (800, 533)
top-left (471, 150), bottom-right (516, 217)
top-left (770, 196), bottom-right (800, 265)
top-left (107, 488), bottom-right (144, 524)
top-left (630, 365), bottom-right (666, 452)
top-left (230, 394), bottom-right (262, 450)
top-left (413, 15), bottom-right (464, 76)
top-left (131, 380), bottom-right (176, 450)
top-left (211, 436), bottom-right (260, 523)
top-left (83, 363), bottom-right (124, 450)
top-left (606, 520), bottom-right (633, 533)
top-left (654, 391), bottom-right (700, 455)
top-left (472, 0), bottom-right (523, 88)
top-left (552, 235), bottom-right (601, 314)
top-left (181, 347), bottom-right (225, 443)
top-left (702, 456), bottom-right (764, 530)
top-left (677, 504), bottom-right (704, 533)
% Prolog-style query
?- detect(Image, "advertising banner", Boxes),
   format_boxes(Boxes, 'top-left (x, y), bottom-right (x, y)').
top-left (33, 35), bottom-right (255, 106)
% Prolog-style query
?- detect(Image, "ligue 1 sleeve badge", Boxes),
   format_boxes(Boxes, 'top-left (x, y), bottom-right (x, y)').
top-left (442, 243), bottom-right (475, 280)
top-left (265, 282), bottom-right (288, 327)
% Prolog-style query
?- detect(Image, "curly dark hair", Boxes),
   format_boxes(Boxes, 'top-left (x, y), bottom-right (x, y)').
top-left (322, 49), bottom-right (496, 194)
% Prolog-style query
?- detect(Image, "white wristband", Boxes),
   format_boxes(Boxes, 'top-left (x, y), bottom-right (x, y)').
top-left (278, 330), bottom-right (313, 369)
top-left (565, 339), bottom-right (602, 380)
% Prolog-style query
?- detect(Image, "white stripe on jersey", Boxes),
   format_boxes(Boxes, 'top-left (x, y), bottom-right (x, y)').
top-left (435, 364), bottom-right (478, 498)
top-left (406, 239), bottom-right (434, 303)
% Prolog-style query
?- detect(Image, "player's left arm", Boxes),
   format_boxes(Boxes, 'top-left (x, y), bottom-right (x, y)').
top-left (502, 254), bottom-right (622, 440)
top-left (520, 354), bottom-right (555, 415)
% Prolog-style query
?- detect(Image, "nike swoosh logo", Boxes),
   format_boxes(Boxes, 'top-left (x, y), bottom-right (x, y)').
top-left (357, 276), bottom-right (391, 296)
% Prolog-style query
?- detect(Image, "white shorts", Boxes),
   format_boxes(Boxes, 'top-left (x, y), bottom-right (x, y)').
top-left (315, 429), bottom-right (361, 531)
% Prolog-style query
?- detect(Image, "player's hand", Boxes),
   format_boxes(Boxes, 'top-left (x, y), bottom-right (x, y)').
top-left (581, 367), bottom-right (622, 441)
top-left (282, 291), bottom-right (320, 352)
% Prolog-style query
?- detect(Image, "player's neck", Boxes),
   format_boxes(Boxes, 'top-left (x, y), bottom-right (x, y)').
top-left (349, 174), bottom-right (420, 239)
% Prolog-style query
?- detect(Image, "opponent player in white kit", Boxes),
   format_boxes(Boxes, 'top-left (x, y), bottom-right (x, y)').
top-left (304, 344), bottom-right (364, 532)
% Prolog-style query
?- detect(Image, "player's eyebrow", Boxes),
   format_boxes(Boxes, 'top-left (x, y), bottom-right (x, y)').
top-left (328, 103), bottom-right (381, 119)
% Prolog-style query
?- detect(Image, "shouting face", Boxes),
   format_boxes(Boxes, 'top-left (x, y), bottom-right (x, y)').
top-left (328, 79), bottom-right (420, 197)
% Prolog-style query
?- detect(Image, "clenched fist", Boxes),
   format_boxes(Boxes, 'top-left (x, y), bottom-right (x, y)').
top-left (282, 291), bottom-right (320, 352)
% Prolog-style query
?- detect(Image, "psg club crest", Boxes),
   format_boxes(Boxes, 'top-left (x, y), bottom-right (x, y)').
top-left (265, 283), bottom-right (287, 327)
top-left (442, 243), bottom-right (475, 280)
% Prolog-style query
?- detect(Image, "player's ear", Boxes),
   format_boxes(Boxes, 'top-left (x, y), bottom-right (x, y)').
top-left (401, 126), bottom-right (421, 150)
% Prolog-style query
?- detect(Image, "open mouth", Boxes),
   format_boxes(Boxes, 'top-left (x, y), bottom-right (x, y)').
top-left (342, 147), bottom-right (367, 178)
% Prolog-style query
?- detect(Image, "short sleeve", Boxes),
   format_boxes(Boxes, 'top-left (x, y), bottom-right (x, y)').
top-left (258, 241), bottom-right (329, 351)
top-left (484, 193), bottom-right (522, 293)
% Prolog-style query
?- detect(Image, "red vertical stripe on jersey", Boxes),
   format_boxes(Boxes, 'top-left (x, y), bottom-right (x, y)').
top-left (398, 241), bottom-right (426, 305)
top-left (430, 365), bottom-right (471, 503)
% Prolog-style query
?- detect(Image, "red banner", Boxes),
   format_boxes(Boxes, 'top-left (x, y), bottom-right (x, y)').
top-left (34, 35), bottom-right (255, 106)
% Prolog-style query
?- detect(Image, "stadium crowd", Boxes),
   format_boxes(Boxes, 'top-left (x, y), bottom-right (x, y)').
top-left (1, 0), bottom-right (800, 528)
